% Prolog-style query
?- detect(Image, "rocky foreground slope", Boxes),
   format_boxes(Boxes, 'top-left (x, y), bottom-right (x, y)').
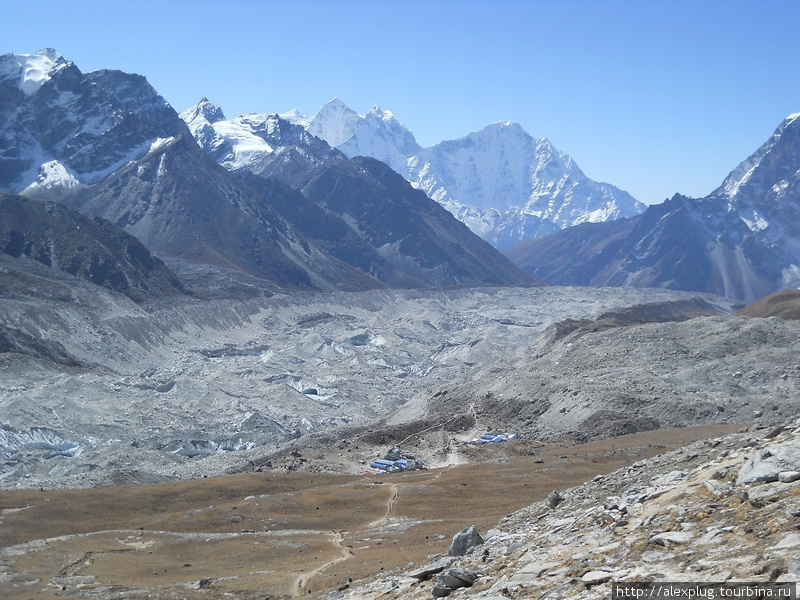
top-left (337, 419), bottom-right (800, 599)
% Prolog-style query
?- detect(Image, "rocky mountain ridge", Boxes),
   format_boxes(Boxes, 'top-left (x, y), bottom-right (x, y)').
top-left (195, 98), bottom-right (645, 250)
top-left (507, 112), bottom-right (800, 303)
top-left (179, 97), bottom-right (538, 288)
top-left (1, 50), bottom-right (536, 292)
top-left (0, 192), bottom-right (185, 303)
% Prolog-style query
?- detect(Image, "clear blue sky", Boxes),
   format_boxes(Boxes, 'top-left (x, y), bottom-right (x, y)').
top-left (2, 0), bottom-right (798, 205)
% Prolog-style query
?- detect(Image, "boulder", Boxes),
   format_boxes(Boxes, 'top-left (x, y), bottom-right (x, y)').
top-left (737, 439), bottom-right (800, 485)
top-left (407, 557), bottom-right (455, 581)
top-left (435, 573), bottom-right (467, 590)
top-left (547, 490), bottom-right (564, 508)
top-left (448, 568), bottom-right (479, 586)
top-left (582, 570), bottom-right (613, 585)
top-left (432, 569), bottom-right (479, 597)
top-left (448, 526), bottom-right (484, 557)
top-left (650, 531), bottom-right (694, 546)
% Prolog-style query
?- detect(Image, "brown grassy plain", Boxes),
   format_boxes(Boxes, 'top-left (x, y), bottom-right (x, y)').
top-left (0, 424), bottom-right (740, 599)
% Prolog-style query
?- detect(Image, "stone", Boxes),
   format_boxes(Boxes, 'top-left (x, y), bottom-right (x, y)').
top-left (547, 490), bottom-right (564, 508)
top-left (407, 557), bottom-right (455, 581)
top-left (448, 568), bottom-right (479, 586)
top-left (779, 471), bottom-right (800, 483)
top-left (641, 551), bottom-right (668, 563)
top-left (692, 528), bottom-right (723, 546)
top-left (746, 482), bottom-right (788, 507)
top-left (508, 561), bottom-right (560, 582)
top-left (448, 526), bottom-right (484, 557)
top-left (582, 570), bottom-right (613, 585)
top-left (435, 573), bottom-right (467, 590)
top-left (772, 533), bottom-right (800, 550)
top-left (431, 585), bottom-right (453, 598)
top-left (766, 425), bottom-right (786, 439)
top-left (504, 540), bottom-right (527, 556)
top-left (650, 531), bottom-right (694, 546)
top-left (788, 557), bottom-right (800, 577)
top-left (737, 439), bottom-right (800, 485)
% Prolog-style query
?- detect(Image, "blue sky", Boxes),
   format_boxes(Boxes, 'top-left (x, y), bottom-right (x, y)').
top-left (2, 0), bottom-right (798, 205)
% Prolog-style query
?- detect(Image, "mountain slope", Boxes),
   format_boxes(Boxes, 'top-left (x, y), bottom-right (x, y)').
top-left (296, 156), bottom-right (540, 287)
top-left (508, 113), bottom-right (800, 302)
top-left (65, 135), bottom-right (383, 292)
top-left (0, 49), bottom-right (190, 194)
top-left (408, 121), bottom-right (644, 250)
top-left (0, 192), bottom-right (185, 303)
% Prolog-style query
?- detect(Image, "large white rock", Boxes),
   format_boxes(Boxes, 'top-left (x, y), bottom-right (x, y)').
top-left (737, 438), bottom-right (800, 485)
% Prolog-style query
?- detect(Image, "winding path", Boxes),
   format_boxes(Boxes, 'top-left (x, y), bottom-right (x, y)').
top-left (291, 529), bottom-right (353, 596)
top-left (367, 483), bottom-right (400, 529)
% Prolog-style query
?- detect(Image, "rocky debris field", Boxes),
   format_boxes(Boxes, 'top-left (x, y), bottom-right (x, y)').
top-left (2, 256), bottom-right (748, 489)
top-left (410, 312), bottom-right (800, 443)
top-left (336, 419), bottom-right (800, 600)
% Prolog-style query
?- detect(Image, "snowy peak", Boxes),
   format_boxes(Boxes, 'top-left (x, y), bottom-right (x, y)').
top-left (0, 48), bottom-right (70, 95)
top-left (179, 104), bottom-right (335, 175)
top-left (189, 94), bottom-right (643, 250)
top-left (289, 99), bottom-right (643, 249)
top-left (1, 50), bottom-right (189, 194)
top-left (306, 97), bottom-right (364, 147)
top-left (365, 104), bottom-right (397, 123)
top-left (336, 103), bottom-right (420, 175)
top-left (278, 108), bottom-right (308, 126)
top-left (717, 110), bottom-right (800, 209)
top-left (179, 98), bottom-right (226, 126)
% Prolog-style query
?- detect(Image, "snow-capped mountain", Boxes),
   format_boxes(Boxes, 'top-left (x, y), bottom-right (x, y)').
top-left (408, 121), bottom-right (644, 250)
top-left (179, 98), bottom-right (335, 176)
top-left (337, 105), bottom-right (422, 176)
top-left (0, 51), bottom-right (385, 291)
top-left (0, 49), bottom-right (189, 195)
top-left (290, 99), bottom-right (644, 249)
top-left (179, 99), bottom-right (539, 288)
top-left (0, 50), bottom-right (537, 291)
top-left (507, 112), bottom-right (800, 303)
top-left (304, 97), bottom-right (363, 147)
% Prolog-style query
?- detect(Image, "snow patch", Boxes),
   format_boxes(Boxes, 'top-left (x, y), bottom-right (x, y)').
top-left (781, 264), bottom-right (800, 287)
top-left (79, 138), bottom-right (164, 184)
top-left (740, 210), bottom-right (769, 232)
top-left (1, 49), bottom-right (68, 96)
top-left (724, 165), bottom-right (757, 199)
top-left (21, 159), bottom-right (81, 192)
top-left (149, 137), bottom-right (175, 153)
top-left (772, 180), bottom-right (790, 195)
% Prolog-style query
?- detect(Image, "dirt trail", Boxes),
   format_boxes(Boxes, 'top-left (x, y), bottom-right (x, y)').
top-left (292, 530), bottom-right (353, 596)
top-left (367, 483), bottom-right (400, 529)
